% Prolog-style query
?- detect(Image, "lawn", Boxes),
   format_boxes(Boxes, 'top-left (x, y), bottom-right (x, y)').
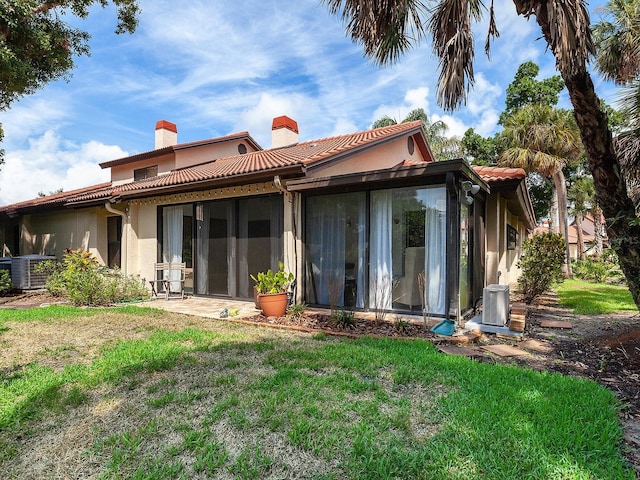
top-left (557, 279), bottom-right (638, 315)
top-left (0, 306), bottom-right (634, 479)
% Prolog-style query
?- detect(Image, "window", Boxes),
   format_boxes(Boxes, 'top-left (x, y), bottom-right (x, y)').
top-left (507, 224), bottom-right (518, 250)
top-left (134, 165), bottom-right (158, 181)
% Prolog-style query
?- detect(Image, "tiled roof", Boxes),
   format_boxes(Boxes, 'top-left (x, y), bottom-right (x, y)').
top-left (1, 121), bottom-right (425, 212)
top-left (0, 183), bottom-right (112, 214)
top-left (99, 131), bottom-right (262, 169)
top-left (472, 165), bottom-right (526, 182)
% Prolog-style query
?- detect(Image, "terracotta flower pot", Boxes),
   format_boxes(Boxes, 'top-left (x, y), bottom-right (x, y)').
top-left (259, 292), bottom-right (288, 317)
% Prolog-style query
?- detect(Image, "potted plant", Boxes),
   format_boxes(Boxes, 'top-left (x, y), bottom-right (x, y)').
top-left (251, 262), bottom-right (294, 317)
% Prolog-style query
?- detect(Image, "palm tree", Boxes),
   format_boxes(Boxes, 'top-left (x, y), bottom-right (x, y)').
top-left (593, 1), bottom-right (640, 204)
top-left (568, 177), bottom-right (596, 260)
top-left (323, 0), bottom-right (640, 309)
top-left (372, 108), bottom-right (462, 160)
top-left (500, 104), bottom-right (583, 275)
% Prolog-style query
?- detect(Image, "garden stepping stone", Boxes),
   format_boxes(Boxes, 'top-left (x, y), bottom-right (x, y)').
top-left (480, 344), bottom-right (529, 357)
top-left (520, 339), bottom-right (554, 353)
top-left (540, 320), bottom-right (573, 329)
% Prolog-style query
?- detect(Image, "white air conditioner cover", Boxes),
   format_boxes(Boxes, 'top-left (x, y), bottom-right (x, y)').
top-left (482, 284), bottom-right (509, 326)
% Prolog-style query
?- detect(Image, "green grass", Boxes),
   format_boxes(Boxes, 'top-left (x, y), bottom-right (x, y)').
top-left (557, 279), bottom-right (638, 314)
top-left (0, 304), bottom-right (162, 323)
top-left (0, 307), bottom-right (634, 479)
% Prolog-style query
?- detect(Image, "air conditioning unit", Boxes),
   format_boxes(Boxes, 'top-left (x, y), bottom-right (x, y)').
top-left (482, 284), bottom-right (509, 326)
top-left (10, 255), bottom-right (56, 290)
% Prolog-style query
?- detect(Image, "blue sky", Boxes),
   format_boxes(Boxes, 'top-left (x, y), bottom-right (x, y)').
top-left (0, 0), bottom-right (616, 204)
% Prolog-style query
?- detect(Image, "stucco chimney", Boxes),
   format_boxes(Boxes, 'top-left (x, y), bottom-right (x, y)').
top-left (155, 120), bottom-right (178, 149)
top-left (271, 116), bottom-right (299, 148)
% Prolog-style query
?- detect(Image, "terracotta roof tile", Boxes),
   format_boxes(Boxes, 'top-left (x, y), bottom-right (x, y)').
top-left (0, 182), bottom-right (113, 213)
top-left (99, 122), bottom-right (424, 198)
top-left (1, 121), bottom-right (425, 212)
top-left (472, 165), bottom-right (526, 183)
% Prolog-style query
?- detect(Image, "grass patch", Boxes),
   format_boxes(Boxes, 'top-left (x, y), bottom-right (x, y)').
top-left (0, 306), bottom-right (634, 479)
top-left (557, 279), bottom-right (637, 314)
top-left (0, 304), bottom-right (162, 324)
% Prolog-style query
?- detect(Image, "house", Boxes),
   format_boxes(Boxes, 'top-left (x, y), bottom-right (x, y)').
top-left (0, 117), bottom-right (535, 320)
top-left (534, 213), bottom-right (608, 259)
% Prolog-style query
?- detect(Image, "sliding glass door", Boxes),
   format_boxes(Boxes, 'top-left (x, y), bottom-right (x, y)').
top-left (305, 192), bottom-right (367, 308)
top-left (370, 186), bottom-right (446, 314)
top-left (237, 196), bottom-right (283, 298)
top-left (192, 196), bottom-right (283, 298)
top-left (196, 201), bottom-right (233, 296)
top-left (304, 186), bottom-right (446, 315)
top-left (161, 204), bottom-right (194, 294)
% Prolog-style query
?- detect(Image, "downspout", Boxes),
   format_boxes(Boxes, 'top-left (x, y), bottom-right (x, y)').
top-left (105, 202), bottom-right (128, 275)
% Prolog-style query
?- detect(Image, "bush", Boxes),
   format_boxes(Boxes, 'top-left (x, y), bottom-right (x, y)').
top-left (37, 248), bottom-right (149, 306)
top-left (517, 232), bottom-right (566, 304)
top-left (573, 249), bottom-right (625, 284)
top-left (0, 270), bottom-right (11, 293)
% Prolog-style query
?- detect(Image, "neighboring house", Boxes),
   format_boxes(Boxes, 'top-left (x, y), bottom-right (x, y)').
top-left (534, 213), bottom-right (608, 259)
top-left (0, 117), bottom-right (535, 321)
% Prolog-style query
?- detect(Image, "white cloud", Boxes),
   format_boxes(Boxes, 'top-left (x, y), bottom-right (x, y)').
top-left (0, 131), bottom-right (125, 205)
top-left (370, 86), bottom-right (431, 125)
top-left (431, 114), bottom-right (469, 139)
top-left (232, 92), bottom-right (313, 147)
top-left (330, 118), bottom-right (359, 137)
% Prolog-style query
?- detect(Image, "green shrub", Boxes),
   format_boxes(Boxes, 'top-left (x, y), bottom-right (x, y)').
top-left (0, 270), bottom-right (11, 293)
top-left (573, 249), bottom-right (624, 285)
top-left (332, 308), bottom-right (356, 327)
top-left (517, 232), bottom-right (565, 304)
top-left (37, 249), bottom-right (149, 306)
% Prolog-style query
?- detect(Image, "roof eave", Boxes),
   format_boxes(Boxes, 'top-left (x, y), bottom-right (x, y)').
top-left (104, 165), bottom-right (306, 203)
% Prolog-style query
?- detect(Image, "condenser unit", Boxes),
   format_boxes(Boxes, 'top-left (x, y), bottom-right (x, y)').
top-left (482, 284), bottom-right (510, 326)
top-left (10, 255), bottom-right (56, 290)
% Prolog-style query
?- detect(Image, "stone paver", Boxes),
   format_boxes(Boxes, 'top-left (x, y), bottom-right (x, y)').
top-left (146, 296), bottom-right (259, 320)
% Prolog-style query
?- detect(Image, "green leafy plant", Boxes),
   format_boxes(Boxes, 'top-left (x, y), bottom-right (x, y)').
top-left (36, 248), bottom-right (149, 306)
top-left (250, 262), bottom-right (293, 295)
top-left (517, 232), bottom-right (566, 304)
top-left (286, 302), bottom-right (307, 322)
top-left (332, 308), bottom-right (356, 327)
top-left (573, 249), bottom-right (624, 284)
top-left (394, 315), bottom-right (410, 333)
top-left (0, 270), bottom-right (11, 293)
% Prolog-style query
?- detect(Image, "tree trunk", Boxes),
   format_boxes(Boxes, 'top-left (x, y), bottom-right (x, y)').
top-left (576, 213), bottom-right (584, 260)
top-left (552, 169), bottom-right (572, 277)
top-left (549, 184), bottom-right (559, 233)
top-left (593, 204), bottom-right (604, 256)
top-left (530, 8), bottom-right (640, 310)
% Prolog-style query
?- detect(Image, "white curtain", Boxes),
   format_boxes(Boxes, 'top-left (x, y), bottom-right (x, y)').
top-left (308, 198), bottom-right (346, 305)
top-left (356, 198), bottom-right (367, 308)
top-left (163, 205), bottom-right (183, 291)
top-left (369, 191), bottom-right (393, 310)
top-left (419, 187), bottom-right (447, 315)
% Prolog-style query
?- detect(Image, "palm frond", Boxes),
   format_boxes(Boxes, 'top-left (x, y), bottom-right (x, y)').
top-left (514, 0), bottom-right (593, 77)
top-left (428, 0), bottom-right (484, 110)
top-left (322, 0), bottom-right (428, 65)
